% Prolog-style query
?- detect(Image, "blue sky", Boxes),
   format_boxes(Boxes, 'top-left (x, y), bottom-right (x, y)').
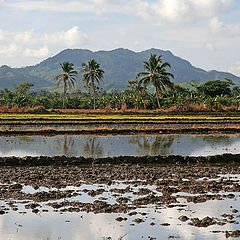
top-left (0, 0), bottom-right (240, 76)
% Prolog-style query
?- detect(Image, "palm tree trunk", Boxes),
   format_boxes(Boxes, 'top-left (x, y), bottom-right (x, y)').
top-left (63, 82), bottom-right (66, 109)
top-left (92, 77), bottom-right (96, 110)
top-left (93, 86), bottom-right (96, 110)
top-left (156, 88), bottom-right (161, 108)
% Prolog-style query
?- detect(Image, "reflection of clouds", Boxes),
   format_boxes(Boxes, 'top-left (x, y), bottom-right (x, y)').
top-left (80, 214), bottom-right (126, 240)
top-left (153, 198), bottom-right (236, 240)
top-left (0, 210), bottom-right (126, 240)
top-left (0, 150), bottom-right (39, 157)
top-left (0, 196), bottom-right (239, 239)
top-left (1, 134), bottom-right (240, 157)
top-left (189, 140), bottom-right (240, 156)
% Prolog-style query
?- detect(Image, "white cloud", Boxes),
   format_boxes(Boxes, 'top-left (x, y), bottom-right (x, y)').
top-left (6, 1), bottom-right (94, 13)
top-left (5, 0), bottom-right (132, 14)
top-left (209, 17), bottom-right (240, 37)
top-left (43, 26), bottom-right (88, 48)
top-left (23, 46), bottom-right (50, 58)
top-left (0, 44), bottom-right (21, 57)
top-left (5, 0), bottom-right (235, 24)
top-left (136, 0), bottom-right (234, 24)
top-left (229, 61), bottom-right (240, 76)
top-left (209, 17), bottom-right (224, 32)
top-left (0, 26), bottom-right (87, 59)
top-left (205, 42), bottom-right (216, 51)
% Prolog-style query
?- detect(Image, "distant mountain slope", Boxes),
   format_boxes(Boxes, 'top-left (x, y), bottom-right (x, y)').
top-left (0, 48), bottom-right (239, 92)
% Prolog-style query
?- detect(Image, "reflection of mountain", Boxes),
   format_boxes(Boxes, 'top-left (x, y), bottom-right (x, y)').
top-left (82, 136), bottom-right (104, 159)
top-left (16, 136), bottom-right (34, 143)
top-left (200, 135), bottom-right (232, 145)
top-left (127, 135), bottom-right (176, 156)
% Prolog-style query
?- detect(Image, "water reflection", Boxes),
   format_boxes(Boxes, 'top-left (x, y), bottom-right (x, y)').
top-left (0, 134), bottom-right (240, 158)
top-left (0, 196), bottom-right (238, 240)
top-left (82, 136), bottom-right (104, 158)
top-left (127, 135), bottom-right (176, 156)
top-left (55, 136), bottom-right (78, 157)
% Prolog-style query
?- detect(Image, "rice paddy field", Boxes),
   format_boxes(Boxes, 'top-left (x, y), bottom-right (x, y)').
top-left (1, 112), bottom-right (240, 239)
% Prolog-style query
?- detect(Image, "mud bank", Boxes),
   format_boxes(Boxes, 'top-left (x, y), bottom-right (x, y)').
top-left (1, 153), bottom-right (240, 166)
top-left (1, 126), bottom-right (240, 135)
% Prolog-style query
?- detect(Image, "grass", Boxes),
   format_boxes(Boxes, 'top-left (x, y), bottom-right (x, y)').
top-left (1, 113), bottom-right (240, 120)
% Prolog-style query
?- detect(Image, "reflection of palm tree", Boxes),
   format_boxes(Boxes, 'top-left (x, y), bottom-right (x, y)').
top-left (56, 136), bottom-right (77, 157)
top-left (82, 136), bottom-right (104, 158)
top-left (127, 135), bottom-right (176, 156)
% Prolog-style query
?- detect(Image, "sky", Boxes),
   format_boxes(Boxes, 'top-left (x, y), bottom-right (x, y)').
top-left (0, 0), bottom-right (240, 76)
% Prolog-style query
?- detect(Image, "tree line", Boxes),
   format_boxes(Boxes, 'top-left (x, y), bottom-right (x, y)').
top-left (0, 54), bottom-right (240, 112)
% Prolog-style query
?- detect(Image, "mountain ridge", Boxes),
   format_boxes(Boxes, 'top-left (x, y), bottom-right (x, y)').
top-left (0, 48), bottom-right (239, 92)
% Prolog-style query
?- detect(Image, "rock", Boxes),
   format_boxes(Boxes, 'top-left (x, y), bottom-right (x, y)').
top-left (134, 218), bottom-right (144, 224)
top-left (178, 215), bottom-right (189, 222)
top-left (189, 217), bottom-right (216, 227)
top-left (161, 223), bottom-right (170, 226)
top-left (115, 217), bottom-right (127, 222)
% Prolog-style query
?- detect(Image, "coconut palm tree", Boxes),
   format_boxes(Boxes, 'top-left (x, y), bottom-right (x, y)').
top-left (136, 54), bottom-right (174, 108)
top-left (80, 59), bottom-right (104, 110)
top-left (54, 62), bottom-right (78, 109)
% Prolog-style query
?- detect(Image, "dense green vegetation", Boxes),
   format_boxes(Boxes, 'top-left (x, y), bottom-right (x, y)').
top-left (0, 77), bottom-right (239, 112)
top-left (0, 54), bottom-right (240, 113)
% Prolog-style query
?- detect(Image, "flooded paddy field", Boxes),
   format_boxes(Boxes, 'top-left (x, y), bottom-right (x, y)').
top-left (2, 117), bottom-right (240, 239)
top-left (0, 134), bottom-right (240, 158)
top-left (1, 163), bottom-right (240, 239)
top-left (1, 119), bottom-right (240, 132)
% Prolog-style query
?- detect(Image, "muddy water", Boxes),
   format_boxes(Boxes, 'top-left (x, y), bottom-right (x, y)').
top-left (0, 200), bottom-right (237, 240)
top-left (1, 163), bottom-right (240, 240)
top-left (0, 134), bottom-right (239, 157)
top-left (0, 180), bottom-right (240, 240)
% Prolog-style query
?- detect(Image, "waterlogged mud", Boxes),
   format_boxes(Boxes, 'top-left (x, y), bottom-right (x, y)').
top-left (1, 153), bottom-right (240, 166)
top-left (1, 126), bottom-right (240, 135)
top-left (1, 163), bottom-right (240, 239)
top-left (1, 163), bottom-right (240, 206)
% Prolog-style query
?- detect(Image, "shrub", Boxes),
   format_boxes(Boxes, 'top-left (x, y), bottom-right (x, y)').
top-left (0, 105), bottom-right (9, 113)
top-left (104, 104), bottom-right (112, 113)
top-left (27, 106), bottom-right (48, 114)
top-left (121, 103), bottom-right (127, 112)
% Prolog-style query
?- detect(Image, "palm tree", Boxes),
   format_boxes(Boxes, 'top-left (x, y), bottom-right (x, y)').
top-left (54, 62), bottom-right (78, 109)
top-left (80, 59), bottom-right (104, 110)
top-left (136, 54), bottom-right (174, 108)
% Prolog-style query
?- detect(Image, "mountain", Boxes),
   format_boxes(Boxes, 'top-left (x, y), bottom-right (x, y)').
top-left (0, 48), bottom-right (239, 92)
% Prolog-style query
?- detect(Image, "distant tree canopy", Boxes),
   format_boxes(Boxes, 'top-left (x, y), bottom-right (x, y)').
top-left (136, 54), bottom-right (174, 108)
top-left (1, 56), bottom-right (240, 112)
top-left (197, 79), bottom-right (234, 98)
top-left (13, 82), bottom-right (34, 95)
